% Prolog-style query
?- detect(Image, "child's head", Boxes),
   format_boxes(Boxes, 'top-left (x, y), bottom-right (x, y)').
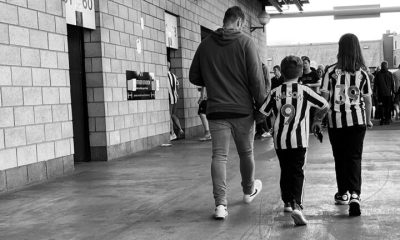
top-left (280, 55), bottom-right (303, 81)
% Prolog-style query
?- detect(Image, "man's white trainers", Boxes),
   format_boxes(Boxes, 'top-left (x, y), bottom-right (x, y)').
top-left (214, 205), bottom-right (228, 220)
top-left (243, 179), bottom-right (262, 204)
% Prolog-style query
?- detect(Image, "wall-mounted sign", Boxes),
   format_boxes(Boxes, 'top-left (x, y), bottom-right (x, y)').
top-left (64, 0), bottom-right (96, 30)
top-left (165, 12), bottom-right (179, 49)
top-left (126, 71), bottom-right (156, 100)
top-left (136, 38), bottom-right (142, 54)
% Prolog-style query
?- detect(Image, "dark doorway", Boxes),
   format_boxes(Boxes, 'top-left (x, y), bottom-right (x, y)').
top-left (67, 25), bottom-right (91, 162)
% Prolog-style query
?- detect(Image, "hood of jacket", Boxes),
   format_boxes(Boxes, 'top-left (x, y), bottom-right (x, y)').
top-left (211, 28), bottom-right (243, 46)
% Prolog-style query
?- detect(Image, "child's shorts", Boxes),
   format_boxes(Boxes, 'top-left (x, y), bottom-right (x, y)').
top-left (198, 100), bottom-right (207, 115)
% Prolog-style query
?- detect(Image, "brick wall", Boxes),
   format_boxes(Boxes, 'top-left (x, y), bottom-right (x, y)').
top-left (0, 0), bottom-right (268, 174)
top-left (90, 0), bottom-right (267, 160)
top-left (267, 40), bottom-right (383, 70)
top-left (0, 0), bottom-right (74, 191)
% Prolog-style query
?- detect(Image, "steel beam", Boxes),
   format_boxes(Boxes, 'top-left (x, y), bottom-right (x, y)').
top-left (269, 6), bottom-right (400, 19)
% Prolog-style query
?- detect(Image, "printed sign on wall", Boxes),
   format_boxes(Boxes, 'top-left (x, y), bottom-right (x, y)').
top-left (126, 71), bottom-right (156, 100)
top-left (165, 12), bottom-right (179, 49)
top-left (64, 0), bottom-right (96, 30)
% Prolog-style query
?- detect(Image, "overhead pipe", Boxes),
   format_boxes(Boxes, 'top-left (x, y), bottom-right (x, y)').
top-left (269, 6), bottom-right (400, 19)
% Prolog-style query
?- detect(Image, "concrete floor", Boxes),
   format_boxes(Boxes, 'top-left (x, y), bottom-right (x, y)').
top-left (0, 120), bottom-right (399, 240)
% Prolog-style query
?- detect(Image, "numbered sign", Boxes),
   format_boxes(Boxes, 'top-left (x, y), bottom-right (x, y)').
top-left (64, 0), bottom-right (96, 30)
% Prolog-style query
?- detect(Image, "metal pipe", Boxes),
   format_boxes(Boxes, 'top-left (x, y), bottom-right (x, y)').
top-left (269, 6), bottom-right (400, 18)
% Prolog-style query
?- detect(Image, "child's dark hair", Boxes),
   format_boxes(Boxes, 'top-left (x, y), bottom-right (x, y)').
top-left (280, 55), bottom-right (303, 80)
top-left (337, 33), bottom-right (365, 72)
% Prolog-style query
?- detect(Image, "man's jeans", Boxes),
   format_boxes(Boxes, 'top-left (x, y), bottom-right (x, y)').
top-left (209, 115), bottom-right (255, 206)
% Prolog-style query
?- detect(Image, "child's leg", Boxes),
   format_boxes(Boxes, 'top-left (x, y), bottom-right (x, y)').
top-left (276, 149), bottom-right (292, 204)
top-left (290, 148), bottom-right (307, 206)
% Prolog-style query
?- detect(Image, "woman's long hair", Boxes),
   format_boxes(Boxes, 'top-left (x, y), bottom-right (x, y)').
top-left (337, 33), bottom-right (365, 72)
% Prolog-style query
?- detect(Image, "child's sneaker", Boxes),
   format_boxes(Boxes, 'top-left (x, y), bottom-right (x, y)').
top-left (214, 205), bottom-right (228, 220)
top-left (349, 193), bottom-right (361, 216)
top-left (291, 203), bottom-right (307, 226)
top-left (284, 202), bottom-right (293, 212)
top-left (334, 192), bottom-right (349, 205)
top-left (243, 179), bottom-right (262, 204)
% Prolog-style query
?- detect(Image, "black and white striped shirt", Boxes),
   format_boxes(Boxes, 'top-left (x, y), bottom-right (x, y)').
top-left (167, 71), bottom-right (179, 104)
top-left (320, 65), bottom-right (372, 128)
top-left (260, 82), bottom-right (328, 150)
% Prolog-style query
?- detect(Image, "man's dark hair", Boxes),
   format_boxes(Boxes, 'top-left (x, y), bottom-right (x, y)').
top-left (337, 33), bottom-right (365, 72)
top-left (301, 56), bottom-right (310, 64)
top-left (398, 64), bottom-right (400, 69)
top-left (273, 65), bottom-right (281, 71)
top-left (281, 56), bottom-right (303, 80)
top-left (381, 61), bottom-right (388, 71)
top-left (223, 6), bottom-right (245, 25)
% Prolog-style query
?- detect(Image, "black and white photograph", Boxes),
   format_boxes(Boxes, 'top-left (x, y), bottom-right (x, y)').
top-left (0, 0), bottom-right (400, 239)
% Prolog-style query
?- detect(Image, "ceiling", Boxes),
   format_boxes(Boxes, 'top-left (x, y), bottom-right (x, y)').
top-left (259, 0), bottom-right (310, 12)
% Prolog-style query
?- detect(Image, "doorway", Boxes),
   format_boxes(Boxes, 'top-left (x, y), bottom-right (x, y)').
top-left (67, 25), bottom-right (91, 162)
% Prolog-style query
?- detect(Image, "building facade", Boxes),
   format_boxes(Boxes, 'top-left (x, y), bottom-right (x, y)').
top-left (0, 0), bottom-right (268, 192)
top-left (267, 40), bottom-right (383, 70)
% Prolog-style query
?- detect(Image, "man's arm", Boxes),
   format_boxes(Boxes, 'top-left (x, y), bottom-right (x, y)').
top-left (189, 48), bottom-right (205, 87)
top-left (246, 40), bottom-right (266, 108)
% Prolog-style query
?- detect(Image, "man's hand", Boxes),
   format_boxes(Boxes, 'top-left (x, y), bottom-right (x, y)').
top-left (367, 120), bottom-right (373, 129)
top-left (311, 121), bottom-right (322, 134)
top-left (312, 121), bottom-right (323, 143)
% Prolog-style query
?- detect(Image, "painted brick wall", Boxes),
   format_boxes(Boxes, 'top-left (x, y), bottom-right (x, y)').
top-left (267, 40), bottom-right (383, 70)
top-left (0, 0), bottom-right (74, 172)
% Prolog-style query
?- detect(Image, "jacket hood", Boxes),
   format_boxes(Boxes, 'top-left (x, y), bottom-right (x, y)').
top-left (211, 28), bottom-right (243, 46)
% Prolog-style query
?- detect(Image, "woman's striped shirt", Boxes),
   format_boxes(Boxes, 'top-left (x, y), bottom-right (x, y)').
top-left (320, 65), bottom-right (372, 128)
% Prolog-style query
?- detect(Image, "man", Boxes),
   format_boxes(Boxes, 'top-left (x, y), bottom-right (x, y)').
top-left (298, 56), bottom-right (320, 93)
top-left (393, 64), bottom-right (400, 119)
top-left (374, 61), bottom-right (395, 125)
top-left (271, 65), bottom-right (284, 90)
top-left (189, 6), bottom-right (266, 220)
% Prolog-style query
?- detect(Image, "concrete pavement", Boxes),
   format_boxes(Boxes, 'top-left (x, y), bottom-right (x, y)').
top-left (0, 120), bottom-right (399, 239)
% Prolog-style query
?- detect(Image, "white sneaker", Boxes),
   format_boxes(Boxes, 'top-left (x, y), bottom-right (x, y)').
top-left (291, 209), bottom-right (308, 226)
top-left (243, 179), bottom-right (262, 204)
top-left (284, 202), bottom-right (293, 212)
top-left (214, 205), bottom-right (228, 220)
top-left (170, 133), bottom-right (177, 141)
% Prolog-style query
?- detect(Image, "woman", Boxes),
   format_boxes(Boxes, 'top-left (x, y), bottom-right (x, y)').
top-left (319, 33), bottom-right (373, 216)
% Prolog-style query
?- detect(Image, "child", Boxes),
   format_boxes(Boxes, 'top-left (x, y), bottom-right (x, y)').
top-left (259, 56), bottom-right (329, 226)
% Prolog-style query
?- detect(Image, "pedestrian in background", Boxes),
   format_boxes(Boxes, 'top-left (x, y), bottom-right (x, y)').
top-left (167, 60), bottom-right (184, 140)
top-left (198, 87), bottom-right (211, 141)
top-left (392, 64), bottom-right (400, 120)
top-left (255, 63), bottom-right (272, 139)
top-left (321, 33), bottom-right (373, 216)
top-left (374, 61), bottom-right (395, 125)
top-left (189, 6), bottom-right (266, 220)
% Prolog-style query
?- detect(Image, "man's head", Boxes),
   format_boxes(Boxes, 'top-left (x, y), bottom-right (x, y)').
top-left (301, 56), bottom-right (311, 72)
top-left (381, 61), bottom-right (388, 71)
top-left (281, 56), bottom-right (303, 81)
top-left (167, 60), bottom-right (171, 70)
top-left (273, 65), bottom-right (281, 77)
top-left (223, 6), bottom-right (245, 31)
